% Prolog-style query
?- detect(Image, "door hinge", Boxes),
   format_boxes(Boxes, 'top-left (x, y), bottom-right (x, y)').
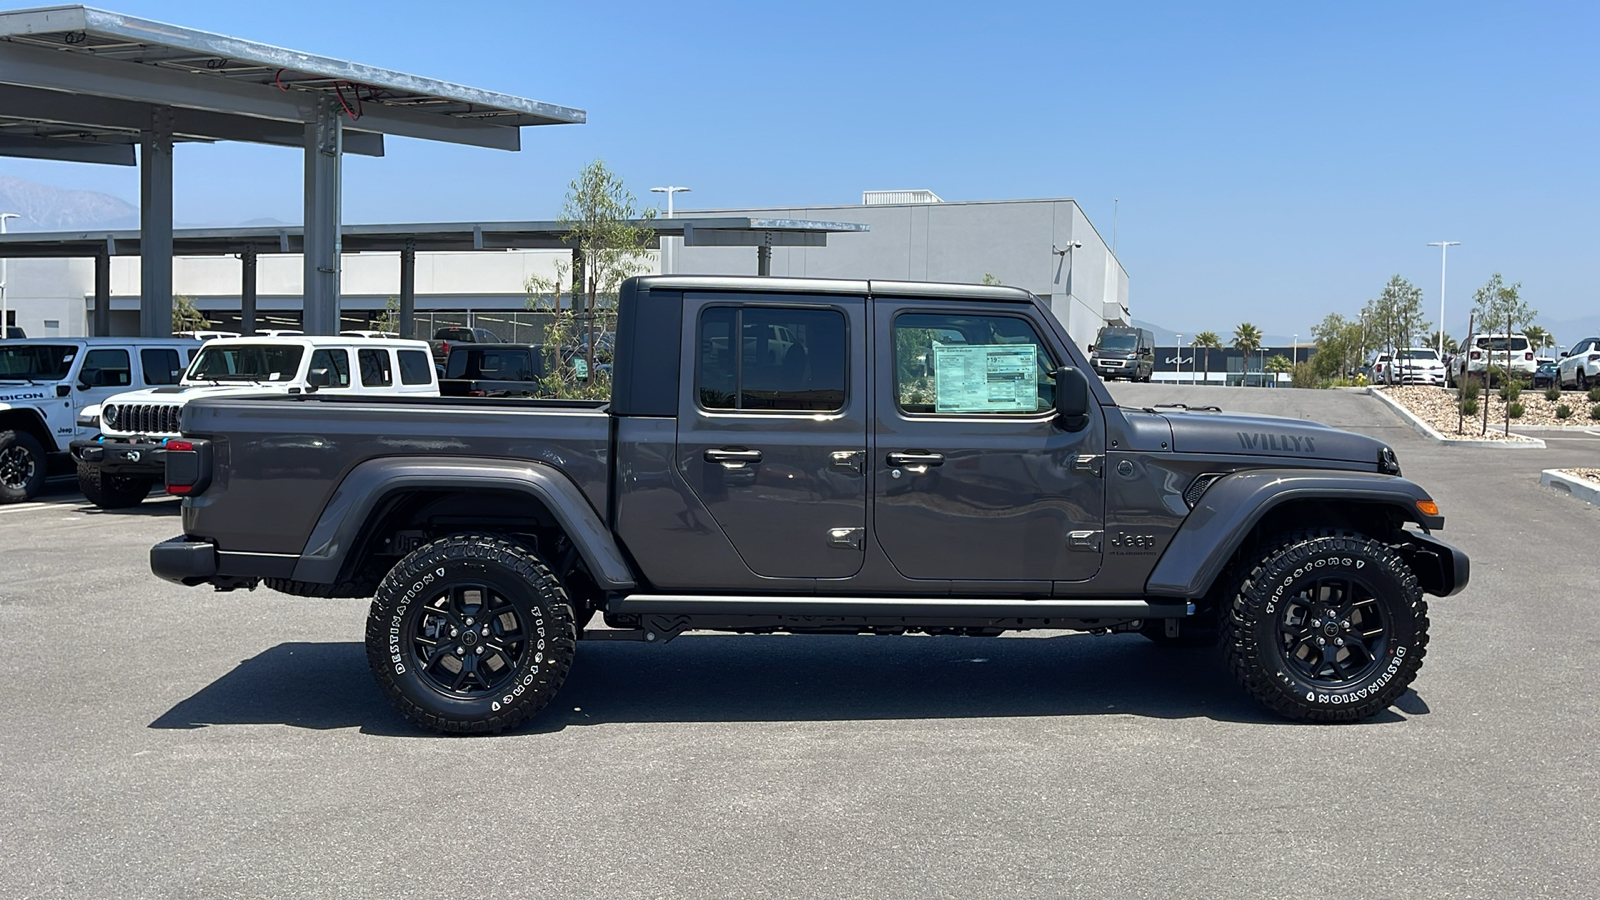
top-left (1067, 529), bottom-right (1102, 552)
top-left (828, 450), bottom-right (864, 474)
top-left (1071, 454), bottom-right (1104, 477)
top-left (827, 527), bottom-right (865, 550)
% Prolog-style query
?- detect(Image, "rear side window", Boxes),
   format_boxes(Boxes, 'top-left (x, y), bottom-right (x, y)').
top-left (140, 348), bottom-right (182, 385)
top-left (893, 313), bottom-right (1057, 415)
top-left (308, 348), bottom-right (351, 388)
top-left (80, 348), bottom-right (131, 388)
top-left (397, 350), bottom-right (433, 385)
top-left (358, 348), bottom-right (393, 387)
top-left (696, 306), bottom-right (847, 412)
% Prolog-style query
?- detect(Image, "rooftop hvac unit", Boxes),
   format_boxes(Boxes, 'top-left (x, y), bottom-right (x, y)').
top-left (862, 190), bottom-right (944, 205)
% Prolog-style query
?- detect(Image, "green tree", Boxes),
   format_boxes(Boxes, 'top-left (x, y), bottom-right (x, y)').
top-left (1311, 313), bottom-right (1362, 382)
top-left (373, 296), bottom-right (401, 336)
top-left (1362, 275), bottom-right (1429, 365)
top-left (171, 295), bottom-right (209, 333)
top-left (1468, 273), bottom-right (1536, 335)
top-left (1266, 353), bottom-right (1293, 385)
top-left (526, 160), bottom-right (657, 398)
top-left (1427, 328), bottom-right (1460, 356)
top-left (1191, 331), bottom-right (1221, 385)
top-left (1232, 323), bottom-right (1263, 385)
top-left (1524, 324), bottom-right (1554, 355)
top-left (981, 272), bottom-right (1001, 285)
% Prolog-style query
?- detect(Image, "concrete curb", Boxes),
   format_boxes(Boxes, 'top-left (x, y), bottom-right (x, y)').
top-left (1366, 388), bottom-right (1546, 449)
top-left (1541, 469), bottom-right (1600, 507)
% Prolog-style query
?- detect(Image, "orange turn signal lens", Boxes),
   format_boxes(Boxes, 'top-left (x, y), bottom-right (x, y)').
top-left (1416, 500), bottom-right (1439, 517)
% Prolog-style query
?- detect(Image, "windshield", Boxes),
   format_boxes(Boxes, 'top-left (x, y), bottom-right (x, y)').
top-left (1474, 336), bottom-right (1529, 352)
top-left (187, 344), bottom-right (306, 382)
top-left (0, 344), bottom-right (76, 380)
top-left (1097, 332), bottom-right (1139, 352)
top-left (1398, 349), bottom-right (1439, 361)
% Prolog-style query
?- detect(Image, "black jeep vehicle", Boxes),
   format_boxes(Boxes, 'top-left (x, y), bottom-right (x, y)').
top-left (152, 276), bottom-right (1467, 733)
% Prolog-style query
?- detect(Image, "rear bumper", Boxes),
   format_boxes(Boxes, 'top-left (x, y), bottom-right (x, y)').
top-left (150, 536), bottom-right (218, 585)
top-left (70, 438), bottom-right (167, 476)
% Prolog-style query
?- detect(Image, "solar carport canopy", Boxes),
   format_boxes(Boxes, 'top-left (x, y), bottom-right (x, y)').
top-left (0, 4), bottom-right (584, 163)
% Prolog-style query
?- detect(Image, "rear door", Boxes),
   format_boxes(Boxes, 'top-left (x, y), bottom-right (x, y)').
top-left (871, 300), bottom-right (1106, 584)
top-left (675, 293), bottom-right (868, 579)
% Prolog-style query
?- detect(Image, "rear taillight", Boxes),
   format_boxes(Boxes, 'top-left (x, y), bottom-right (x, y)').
top-left (441, 341), bottom-right (451, 356)
top-left (1470, 351), bottom-right (1481, 360)
top-left (165, 439), bottom-right (212, 496)
top-left (468, 389), bottom-right (485, 397)
top-left (1525, 352), bottom-right (1534, 361)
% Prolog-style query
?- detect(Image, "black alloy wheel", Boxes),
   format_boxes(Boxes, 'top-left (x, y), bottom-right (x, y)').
top-left (1272, 575), bottom-right (1388, 687)
top-left (0, 430), bottom-right (46, 503)
top-left (409, 583), bottom-right (529, 698)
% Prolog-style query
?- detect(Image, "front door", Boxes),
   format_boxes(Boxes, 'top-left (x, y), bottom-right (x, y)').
top-left (676, 294), bottom-right (869, 579)
top-left (871, 302), bottom-right (1106, 584)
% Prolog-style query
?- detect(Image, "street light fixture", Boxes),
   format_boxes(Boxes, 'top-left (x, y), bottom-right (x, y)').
top-left (0, 213), bottom-right (20, 338)
top-left (650, 186), bottom-right (691, 218)
top-left (1175, 334), bottom-right (1182, 385)
top-left (1427, 241), bottom-right (1460, 356)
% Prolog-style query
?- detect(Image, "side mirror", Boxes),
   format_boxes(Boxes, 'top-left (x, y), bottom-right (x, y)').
top-left (1560, 351), bottom-right (1569, 358)
top-left (1086, 344), bottom-right (1096, 352)
top-left (1054, 366), bottom-right (1091, 429)
top-left (306, 367), bottom-right (332, 390)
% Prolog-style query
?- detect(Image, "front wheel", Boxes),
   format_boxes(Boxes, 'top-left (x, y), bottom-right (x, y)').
top-left (1223, 530), bottom-right (1428, 722)
top-left (77, 462), bottom-right (152, 508)
top-left (366, 533), bottom-right (577, 734)
top-left (0, 430), bottom-right (47, 503)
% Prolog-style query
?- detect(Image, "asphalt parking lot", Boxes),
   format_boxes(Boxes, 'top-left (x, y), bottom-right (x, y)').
top-left (2, 385), bottom-right (1597, 899)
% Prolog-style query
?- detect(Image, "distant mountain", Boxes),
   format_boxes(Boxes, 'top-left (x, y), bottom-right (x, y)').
top-left (0, 175), bottom-right (138, 231)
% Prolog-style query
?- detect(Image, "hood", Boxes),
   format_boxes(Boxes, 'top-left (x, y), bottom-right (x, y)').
top-left (103, 383), bottom-right (286, 405)
top-left (1155, 408), bottom-right (1388, 467)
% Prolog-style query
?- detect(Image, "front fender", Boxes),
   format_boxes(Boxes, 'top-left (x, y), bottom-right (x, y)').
top-left (1145, 468), bottom-right (1443, 599)
top-left (290, 456), bottom-right (638, 590)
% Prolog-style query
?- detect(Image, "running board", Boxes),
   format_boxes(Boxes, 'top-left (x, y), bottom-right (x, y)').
top-left (606, 594), bottom-right (1190, 620)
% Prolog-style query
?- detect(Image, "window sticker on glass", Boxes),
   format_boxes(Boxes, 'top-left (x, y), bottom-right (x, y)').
top-left (933, 343), bottom-right (1038, 413)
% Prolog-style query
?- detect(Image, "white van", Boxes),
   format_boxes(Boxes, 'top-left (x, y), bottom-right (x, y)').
top-left (71, 336), bottom-right (438, 507)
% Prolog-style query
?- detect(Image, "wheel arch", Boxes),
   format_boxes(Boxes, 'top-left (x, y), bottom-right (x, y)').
top-left (0, 407), bottom-right (58, 452)
top-left (290, 457), bottom-right (638, 595)
top-left (1145, 469), bottom-right (1445, 601)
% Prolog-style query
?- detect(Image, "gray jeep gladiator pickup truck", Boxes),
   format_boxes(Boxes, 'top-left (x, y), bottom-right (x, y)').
top-left (152, 275), bottom-right (1468, 733)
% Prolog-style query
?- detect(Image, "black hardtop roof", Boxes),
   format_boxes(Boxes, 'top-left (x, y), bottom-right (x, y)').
top-left (630, 275), bottom-right (1037, 305)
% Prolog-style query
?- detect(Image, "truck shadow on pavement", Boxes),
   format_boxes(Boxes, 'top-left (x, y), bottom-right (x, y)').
top-left (150, 634), bottom-right (1423, 735)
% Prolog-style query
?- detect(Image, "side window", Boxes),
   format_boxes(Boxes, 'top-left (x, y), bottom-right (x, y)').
top-left (397, 349), bottom-right (433, 385)
top-left (80, 348), bottom-right (131, 388)
top-left (140, 348), bottom-right (183, 385)
top-left (308, 348), bottom-right (351, 388)
top-left (358, 348), bottom-right (393, 387)
top-left (696, 306), bottom-right (847, 412)
top-left (893, 313), bottom-right (1057, 415)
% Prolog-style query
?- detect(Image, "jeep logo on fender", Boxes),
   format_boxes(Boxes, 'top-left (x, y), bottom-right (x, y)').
top-left (1238, 432), bottom-right (1316, 453)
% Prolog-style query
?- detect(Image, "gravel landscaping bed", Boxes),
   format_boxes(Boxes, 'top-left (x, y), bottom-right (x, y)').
top-left (1376, 385), bottom-right (1598, 439)
top-left (1563, 468), bottom-right (1600, 485)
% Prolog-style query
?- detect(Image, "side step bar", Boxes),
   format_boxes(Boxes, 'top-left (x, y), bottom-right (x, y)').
top-left (606, 594), bottom-right (1190, 621)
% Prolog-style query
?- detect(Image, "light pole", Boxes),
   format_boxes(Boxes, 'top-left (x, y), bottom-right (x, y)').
top-left (1293, 333), bottom-right (1298, 369)
top-left (651, 187), bottom-right (691, 275)
top-left (0, 212), bottom-right (19, 337)
top-left (1427, 241), bottom-right (1460, 356)
top-left (1175, 334), bottom-right (1182, 384)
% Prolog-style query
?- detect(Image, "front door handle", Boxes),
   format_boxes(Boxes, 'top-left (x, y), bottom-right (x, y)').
top-left (705, 447), bottom-right (763, 468)
top-left (887, 451), bottom-right (944, 468)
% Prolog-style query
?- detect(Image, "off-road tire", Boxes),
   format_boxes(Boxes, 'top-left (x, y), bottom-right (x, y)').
top-left (0, 429), bottom-right (47, 503)
top-left (366, 533), bottom-right (576, 734)
top-left (76, 461), bottom-right (152, 509)
top-left (1223, 530), bottom-right (1428, 722)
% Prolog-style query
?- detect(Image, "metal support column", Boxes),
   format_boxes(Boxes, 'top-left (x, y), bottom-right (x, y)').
top-left (139, 105), bottom-right (174, 336)
top-left (302, 95), bottom-right (343, 335)
top-left (756, 237), bottom-right (772, 276)
top-left (240, 245), bottom-right (258, 335)
top-left (92, 247), bottom-right (111, 336)
top-left (399, 239), bottom-right (416, 339)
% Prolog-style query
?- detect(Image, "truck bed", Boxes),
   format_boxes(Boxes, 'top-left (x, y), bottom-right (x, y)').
top-left (179, 393), bottom-right (612, 556)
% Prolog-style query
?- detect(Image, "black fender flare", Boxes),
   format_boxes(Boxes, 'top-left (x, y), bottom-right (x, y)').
top-left (289, 456), bottom-right (638, 590)
top-left (1144, 469), bottom-right (1449, 599)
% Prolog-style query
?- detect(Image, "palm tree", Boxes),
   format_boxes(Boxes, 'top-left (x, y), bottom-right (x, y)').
top-left (1232, 323), bottom-right (1264, 385)
top-left (1265, 353), bottom-right (1293, 386)
top-left (1193, 331), bottom-right (1222, 385)
top-left (1524, 325), bottom-right (1553, 357)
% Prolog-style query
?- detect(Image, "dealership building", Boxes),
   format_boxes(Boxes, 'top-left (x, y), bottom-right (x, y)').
top-left (0, 192), bottom-right (1129, 348)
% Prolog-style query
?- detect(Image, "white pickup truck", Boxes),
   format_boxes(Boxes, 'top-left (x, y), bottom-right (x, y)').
top-left (71, 335), bottom-right (438, 508)
top-left (1, 337), bottom-right (201, 503)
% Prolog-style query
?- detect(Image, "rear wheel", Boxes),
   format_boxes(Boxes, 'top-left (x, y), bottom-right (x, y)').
top-left (77, 462), bottom-right (152, 508)
top-left (1579, 370), bottom-right (1590, 391)
top-left (1223, 530), bottom-right (1428, 722)
top-left (0, 430), bottom-right (47, 504)
top-left (366, 533), bottom-right (577, 734)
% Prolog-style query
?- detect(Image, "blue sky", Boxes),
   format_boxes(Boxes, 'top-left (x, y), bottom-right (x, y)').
top-left (3, 1), bottom-right (1596, 340)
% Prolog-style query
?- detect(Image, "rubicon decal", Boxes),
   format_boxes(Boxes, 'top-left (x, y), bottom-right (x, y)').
top-left (1238, 432), bottom-right (1316, 453)
top-left (0, 391), bottom-right (48, 402)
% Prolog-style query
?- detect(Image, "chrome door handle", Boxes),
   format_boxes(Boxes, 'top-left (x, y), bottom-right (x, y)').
top-left (887, 451), bottom-right (944, 468)
top-left (704, 448), bottom-right (763, 468)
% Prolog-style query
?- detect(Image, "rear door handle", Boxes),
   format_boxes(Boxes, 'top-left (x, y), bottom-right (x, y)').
top-left (887, 451), bottom-right (944, 468)
top-left (704, 448), bottom-right (763, 468)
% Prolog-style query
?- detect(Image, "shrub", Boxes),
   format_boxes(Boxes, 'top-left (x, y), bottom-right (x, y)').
top-left (1591, 404), bottom-right (1600, 421)
top-left (1507, 402), bottom-right (1524, 419)
top-left (1557, 404), bottom-right (1573, 420)
top-left (1460, 398), bottom-right (1479, 416)
top-left (1458, 379), bottom-right (1481, 401)
top-left (1499, 381), bottom-right (1522, 402)
top-left (1545, 386), bottom-right (1562, 402)
top-left (1589, 386), bottom-right (1600, 404)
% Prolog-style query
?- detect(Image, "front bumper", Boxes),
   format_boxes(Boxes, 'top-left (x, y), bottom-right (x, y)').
top-left (70, 437), bottom-right (168, 476)
top-left (1399, 531), bottom-right (1470, 598)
